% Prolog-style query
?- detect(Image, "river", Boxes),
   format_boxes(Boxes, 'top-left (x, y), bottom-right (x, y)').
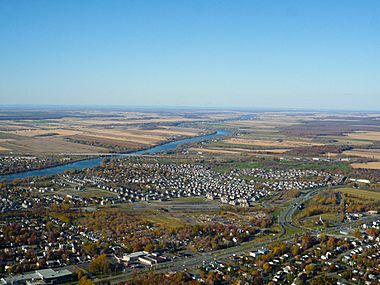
top-left (0, 130), bottom-right (228, 181)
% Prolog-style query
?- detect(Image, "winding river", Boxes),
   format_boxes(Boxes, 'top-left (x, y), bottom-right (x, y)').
top-left (0, 130), bottom-right (228, 181)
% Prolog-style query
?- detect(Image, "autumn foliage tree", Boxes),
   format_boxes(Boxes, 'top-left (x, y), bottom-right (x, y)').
top-left (89, 254), bottom-right (111, 274)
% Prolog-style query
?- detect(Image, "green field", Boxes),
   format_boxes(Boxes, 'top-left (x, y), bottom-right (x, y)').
top-left (336, 187), bottom-right (380, 200)
top-left (54, 187), bottom-right (118, 198)
top-left (145, 214), bottom-right (188, 228)
top-left (213, 161), bottom-right (262, 173)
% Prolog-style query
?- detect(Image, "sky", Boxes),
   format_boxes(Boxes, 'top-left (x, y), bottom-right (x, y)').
top-left (0, 0), bottom-right (379, 110)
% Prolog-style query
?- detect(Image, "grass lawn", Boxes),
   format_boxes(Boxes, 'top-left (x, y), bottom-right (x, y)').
top-left (164, 197), bottom-right (210, 204)
top-left (145, 214), bottom-right (188, 228)
top-left (55, 187), bottom-right (118, 198)
top-left (336, 187), bottom-right (380, 200)
top-left (284, 226), bottom-right (303, 237)
top-left (296, 213), bottom-right (340, 230)
top-left (213, 160), bottom-right (262, 173)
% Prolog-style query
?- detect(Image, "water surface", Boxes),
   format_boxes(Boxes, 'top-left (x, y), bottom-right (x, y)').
top-left (0, 130), bottom-right (228, 181)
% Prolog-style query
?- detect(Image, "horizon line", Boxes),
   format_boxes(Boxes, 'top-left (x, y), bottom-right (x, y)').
top-left (0, 104), bottom-right (379, 113)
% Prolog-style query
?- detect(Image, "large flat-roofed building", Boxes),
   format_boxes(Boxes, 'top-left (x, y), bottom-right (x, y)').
top-left (35, 269), bottom-right (72, 284)
top-left (123, 251), bottom-right (147, 263)
top-left (138, 256), bottom-right (159, 266)
top-left (1, 272), bottom-right (40, 285)
top-left (1, 268), bottom-right (72, 285)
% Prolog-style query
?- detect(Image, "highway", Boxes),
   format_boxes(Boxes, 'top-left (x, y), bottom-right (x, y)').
top-left (278, 187), bottom-right (321, 236)
top-left (94, 237), bottom-right (290, 285)
top-left (94, 186), bottom-right (379, 284)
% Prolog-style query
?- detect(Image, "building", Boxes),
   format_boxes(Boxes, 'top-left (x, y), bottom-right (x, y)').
top-left (1, 269), bottom-right (72, 285)
top-left (138, 256), bottom-right (159, 266)
top-left (123, 251), bottom-right (147, 263)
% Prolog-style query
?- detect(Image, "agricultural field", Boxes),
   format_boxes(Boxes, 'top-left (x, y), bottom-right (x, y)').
top-left (0, 110), bottom-right (218, 155)
top-left (186, 112), bottom-right (380, 170)
top-left (336, 187), bottom-right (380, 200)
top-left (0, 145), bottom-right (9, 151)
top-left (0, 136), bottom-right (109, 154)
top-left (221, 138), bottom-right (319, 150)
top-left (351, 162), bottom-right (380, 170)
top-left (1, 109), bottom-right (379, 174)
top-left (189, 147), bottom-right (254, 155)
top-left (344, 131), bottom-right (380, 141)
top-left (189, 147), bottom-right (290, 156)
top-left (343, 149), bottom-right (380, 160)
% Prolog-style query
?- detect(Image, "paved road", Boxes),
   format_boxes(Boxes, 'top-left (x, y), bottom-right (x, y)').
top-left (278, 185), bottom-right (357, 236)
top-left (95, 188), bottom-right (323, 284)
top-left (94, 186), bottom-right (380, 284)
top-left (278, 187), bottom-right (321, 236)
top-left (94, 237), bottom-right (291, 285)
top-left (279, 186), bottom-right (380, 238)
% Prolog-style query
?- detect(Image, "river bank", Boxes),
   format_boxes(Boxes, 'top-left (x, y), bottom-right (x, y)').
top-left (0, 130), bottom-right (228, 181)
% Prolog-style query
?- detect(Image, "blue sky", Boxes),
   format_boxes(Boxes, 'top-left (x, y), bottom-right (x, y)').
top-left (0, 0), bottom-right (379, 110)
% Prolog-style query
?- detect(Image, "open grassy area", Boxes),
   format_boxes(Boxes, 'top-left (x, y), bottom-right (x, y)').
top-left (296, 212), bottom-right (341, 230)
top-left (115, 197), bottom-right (223, 228)
top-left (335, 187), bottom-right (380, 200)
top-left (53, 187), bottom-right (118, 198)
top-left (294, 187), bottom-right (380, 231)
top-left (212, 161), bottom-right (262, 173)
top-left (275, 160), bottom-right (352, 172)
top-left (144, 214), bottom-right (188, 228)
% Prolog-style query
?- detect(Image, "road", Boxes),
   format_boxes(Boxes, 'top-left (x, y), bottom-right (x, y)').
top-left (279, 186), bottom-right (380, 238)
top-left (94, 237), bottom-right (291, 285)
top-left (94, 187), bottom-right (321, 284)
top-left (94, 186), bottom-right (379, 284)
top-left (278, 187), bottom-right (321, 236)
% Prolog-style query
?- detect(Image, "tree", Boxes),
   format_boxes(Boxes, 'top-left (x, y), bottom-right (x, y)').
top-left (305, 264), bottom-right (315, 273)
top-left (291, 244), bottom-right (301, 256)
top-left (144, 243), bottom-right (154, 253)
top-left (46, 221), bottom-right (55, 232)
top-left (353, 228), bottom-right (362, 239)
top-left (89, 254), bottom-right (111, 274)
top-left (83, 242), bottom-right (97, 256)
top-left (78, 275), bottom-right (94, 285)
top-left (6, 265), bottom-right (15, 274)
top-left (308, 276), bottom-right (334, 285)
top-left (77, 270), bottom-right (84, 280)
top-left (300, 233), bottom-right (314, 249)
top-left (263, 262), bottom-right (271, 273)
top-left (206, 270), bottom-right (221, 285)
top-left (326, 236), bottom-right (338, 249)
top-left (365, 228), bottom-right (378, 237)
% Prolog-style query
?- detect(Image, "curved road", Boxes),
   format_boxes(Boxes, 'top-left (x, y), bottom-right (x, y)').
top-left (95, 187), bottom-right (324, 284)
top-left (278, 187), bottom-right (321, 236)
top-left (95, 185), bottom-right (379, 284)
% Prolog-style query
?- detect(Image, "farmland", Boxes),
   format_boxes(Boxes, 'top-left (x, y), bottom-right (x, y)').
top-left (336, 187), bottom-right (380, 200)
top-left (343, 149), bottom-right (380, 160)
top-left (186, 112), bottom-right (380, 172)
top-left (0, 108), bottom-right (379, 285)
top-left (345, 131), bottom-right (380, 141)
top-left (0, 111), bottom-right (214, 154)
top-left (351, 162), bottom-right (380, 170)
